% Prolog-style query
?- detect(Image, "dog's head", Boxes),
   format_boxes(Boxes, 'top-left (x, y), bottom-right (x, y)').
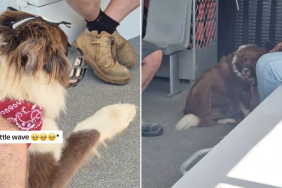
top-left (0, 10), bottom-right (71, 87)
top-left (232, 44), bottom-right (267, 81)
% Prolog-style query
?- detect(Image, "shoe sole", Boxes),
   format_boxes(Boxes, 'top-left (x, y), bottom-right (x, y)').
top-left (142, 127), bottom-right (163, 137)
top-left (85, 57), bottom-right (130, 85)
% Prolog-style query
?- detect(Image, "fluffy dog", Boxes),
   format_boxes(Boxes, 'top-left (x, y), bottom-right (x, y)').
top-left (176, 44), bottom-right (267, 130)
top-left (0, 10), bottom-right (136, 187)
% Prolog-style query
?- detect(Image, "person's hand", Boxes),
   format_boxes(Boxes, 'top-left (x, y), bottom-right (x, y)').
top-left (269, 42), bottom-right (282, 53)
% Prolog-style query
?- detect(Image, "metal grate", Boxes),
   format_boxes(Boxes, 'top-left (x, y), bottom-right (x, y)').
top-left (261, 0), bottom-right (271, 45)
top-left (235, 0), bottom-right (244, 49)
top-left (189, 0), bottom-right (217, 49)
top-left (247, 0), bottom-right (257, 44)
top-left (275, 1), bottom-right (282, 43)
top-left (234, 0), bottom-right (282, 50)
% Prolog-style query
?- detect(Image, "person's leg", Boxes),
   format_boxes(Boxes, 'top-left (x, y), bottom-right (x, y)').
top-left (0, 117), bottom-right (28, 188)
top-left (66, 0), bottom-right (139, 33)
top-left (142, 40), bottom-right (163, 137)
top-left (64, 0), bottom-right (101, 22)
top-left (142, 49), bottom-right (162, 92)
top-left (256, 52), bottom-right (282, 103)
top-left (104, 0), bottom-right (140, 23)
top-left (65, 0), bottom-right (139, 84)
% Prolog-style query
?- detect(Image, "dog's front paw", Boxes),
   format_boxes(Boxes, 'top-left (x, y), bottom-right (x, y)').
top-left (73, 103), bottom-right (137, 141)
top-left (217, 118), bottom-right (236, 124)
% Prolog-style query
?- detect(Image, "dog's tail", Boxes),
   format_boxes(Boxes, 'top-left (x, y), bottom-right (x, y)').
top-left (175, 114), bottom-right (201, 130)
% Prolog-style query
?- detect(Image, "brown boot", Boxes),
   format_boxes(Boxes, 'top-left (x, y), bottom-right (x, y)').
top-left (72, 29), bottom-right (130, 85)
top-left (112, 31), bottom-right (136, 68)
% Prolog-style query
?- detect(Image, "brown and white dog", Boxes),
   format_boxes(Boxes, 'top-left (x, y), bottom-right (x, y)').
top-left (0, 10), bottom-right (136, 187)
top-left (175, 44), bottom-right (267, 130)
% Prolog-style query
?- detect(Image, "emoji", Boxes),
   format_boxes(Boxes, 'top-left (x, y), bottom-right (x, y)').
top-left (31, 133), bottom-right (39, 141)
top-left (40, 133), bottom-right (47, 141)
top-left (48, 133), bottom-right (56, 141)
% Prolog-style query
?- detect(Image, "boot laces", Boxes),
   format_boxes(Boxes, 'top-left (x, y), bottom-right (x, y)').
top-left (107, 36), bottom-right (117, 63)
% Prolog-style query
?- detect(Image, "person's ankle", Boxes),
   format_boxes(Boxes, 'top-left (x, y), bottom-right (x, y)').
top-left (86, 10), bottom-right (119, 34)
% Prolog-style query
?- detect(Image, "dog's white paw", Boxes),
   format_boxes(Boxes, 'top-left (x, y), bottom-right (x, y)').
top-left (217, 118), bottom-right (236, 124)
top-left (73, 103), bottom-right (136, 142)
top-left (242, 109), bottom-right (250, 117)
top-left (239, 103), bottom-right (250, 117)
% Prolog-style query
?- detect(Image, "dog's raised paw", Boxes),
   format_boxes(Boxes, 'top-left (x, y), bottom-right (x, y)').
top-left (73, 103), bottom-right (137, 141)
top-left (217, 118), bottom-right (236, 124)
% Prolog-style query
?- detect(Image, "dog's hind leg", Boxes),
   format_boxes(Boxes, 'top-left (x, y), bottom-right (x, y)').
top-left (198, 116), bottom-right (216, 127)
top-left (177, 106), bottom-right (235, 129)
top-left (199, 106), bottom-right (236, 125)
top-left (49, 103), bottom-right (136, 188)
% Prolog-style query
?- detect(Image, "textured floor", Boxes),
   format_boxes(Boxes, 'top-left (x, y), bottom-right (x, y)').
top-left (58, 37), bottom-right (140, 188)
top-left (142, 78), bottom-right (236, 188)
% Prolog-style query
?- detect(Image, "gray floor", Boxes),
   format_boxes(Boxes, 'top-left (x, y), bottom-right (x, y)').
top-left (142, 78), bottom-right (236, 188)
top-left (57, 37), bottom-right (140, 188)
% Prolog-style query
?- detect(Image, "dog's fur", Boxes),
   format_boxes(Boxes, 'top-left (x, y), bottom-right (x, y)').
top-left (176, 44), bottom-right (267, 130)
top-left (0, 10), bottom-right (136, 187)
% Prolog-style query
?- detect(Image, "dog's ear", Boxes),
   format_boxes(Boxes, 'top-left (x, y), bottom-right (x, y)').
top-left (45, 44), bottom-right (71, 87)
top-left (8, 38), bottom-right (46, 76)
top-left (234, 50), bottom-right (246, 63)
top-left (8, 36), bottom-right (70, 86)
top-left (237, 46), bottom-right (253, 64)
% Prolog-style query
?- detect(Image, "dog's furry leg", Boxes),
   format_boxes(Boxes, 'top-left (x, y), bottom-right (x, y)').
top-left (28, 152), bottom-right (59, 188)
top-left (49, 103), bottom-right (136, 188)
top-left (49, 130), bottom-right (100, 188)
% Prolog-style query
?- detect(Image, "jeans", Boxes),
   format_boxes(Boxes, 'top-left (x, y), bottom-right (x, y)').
top-left (256, 52), bottom-right (282, 103)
